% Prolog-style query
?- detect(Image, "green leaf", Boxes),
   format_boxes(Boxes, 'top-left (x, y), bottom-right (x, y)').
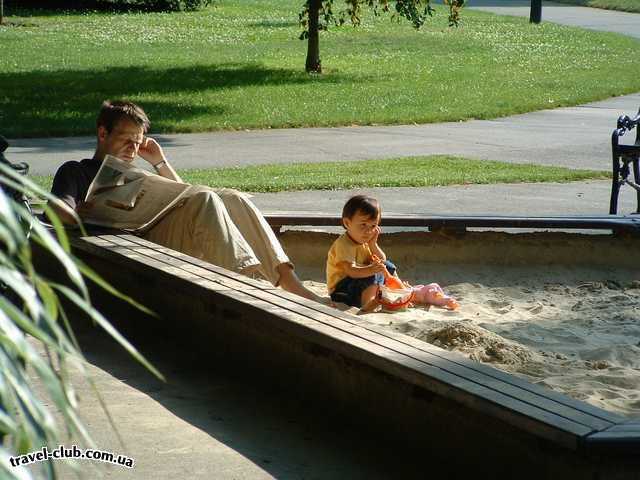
top-left (41, 204), bottom-right (71, 254)
top-left (0, 450), bottom-right (32, 480)
top-left (0, 191), bottom-right (24, 247)
top-left (34, 279), bottom-right (59, 325)
top-left (0, 223), bottom-right (18, 256)
top-left (29, 221), bottom-right (87, 300)
top-left (74, 257), bottom-right (156, 317)
top-left (51, 284), bottom-right (165, 382)
top-left (0, 267), bottom-right (42, 321)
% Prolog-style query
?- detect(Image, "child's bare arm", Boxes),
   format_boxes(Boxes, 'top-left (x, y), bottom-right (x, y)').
top-left (367, 226), bottom-right (386, 261)
top-left (340, 260), bottom-right (386, 278)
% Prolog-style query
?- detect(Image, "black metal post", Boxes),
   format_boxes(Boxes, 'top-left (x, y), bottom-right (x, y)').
top-left (636, 110), bottom-right (640, 214)
top-left (530, 0), bottom-right (542, 23)
top-left (610, 131), bottom-right (620, 214)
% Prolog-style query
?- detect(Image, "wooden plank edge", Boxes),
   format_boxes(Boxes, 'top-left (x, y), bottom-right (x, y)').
top-left (223, 289), bottom-right (593, 450)
top-left (258, 286), bottom-right (624, 427)
top-left (582, 420), bottom-right (640, 456)
top-left (245, 287), bottom-right (617, 433)
top-left (71, 236), bottom-right (232, 292)
top-left (113, 234), bottom-right (274, 291)
top-left (98, 235), bottom-right (272, 292)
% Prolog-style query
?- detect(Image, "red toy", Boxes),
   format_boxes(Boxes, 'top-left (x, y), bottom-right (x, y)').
top-left (372, 255), bottom-right (459, 311)
top-left (372, 255), bottom-right (414, 310)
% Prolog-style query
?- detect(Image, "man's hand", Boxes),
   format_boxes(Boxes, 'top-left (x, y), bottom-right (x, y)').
top-left (76, 200), bottom-right (94, 216)
top-left (46, 198), bottom-right (81, 226)
top-left (138, 136), bottom-right (166, 166)
top-left (137, 136), bottom-right (183, 182)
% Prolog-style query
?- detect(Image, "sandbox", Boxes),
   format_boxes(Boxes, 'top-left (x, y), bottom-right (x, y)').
top-left (279, 229), bottom-right (640, 419)
top-left (44, 221), bottom-right (640, 478)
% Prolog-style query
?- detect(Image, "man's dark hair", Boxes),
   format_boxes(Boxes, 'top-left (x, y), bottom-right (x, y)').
top-left (342, 195), bottom-right (380, 223)
top-left (96, 100), bottom-right (150, 133)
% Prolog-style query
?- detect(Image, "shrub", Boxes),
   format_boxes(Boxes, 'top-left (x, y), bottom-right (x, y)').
top-left (15, 0), bottom-right (212, 12)
top-left (96, 0), bottom-right (213, 11)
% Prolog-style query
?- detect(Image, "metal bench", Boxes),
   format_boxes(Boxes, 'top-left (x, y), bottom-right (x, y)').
top-left (610, 109), bottom-right (640, 215)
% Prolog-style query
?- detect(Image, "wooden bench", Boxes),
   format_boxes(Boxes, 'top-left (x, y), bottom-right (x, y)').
top-left (62, 232), bottom-right (640, 478)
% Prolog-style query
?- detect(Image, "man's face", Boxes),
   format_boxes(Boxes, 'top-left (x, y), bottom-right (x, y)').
top-left (98, 118), bottom-right (144, 162)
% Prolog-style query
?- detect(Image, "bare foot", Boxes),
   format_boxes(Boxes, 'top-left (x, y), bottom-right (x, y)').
top-left (316, 296), bottom-right (335, 307)
top-left (277, 263), bottom-right (322, 302)
top-left (359, 298), bottom-right (381, 314)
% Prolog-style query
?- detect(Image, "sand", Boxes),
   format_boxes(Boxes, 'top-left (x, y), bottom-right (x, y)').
top-left (273, 229), bottom-right (640, 418)
top-left (303, 272), bottom-right (640, 418)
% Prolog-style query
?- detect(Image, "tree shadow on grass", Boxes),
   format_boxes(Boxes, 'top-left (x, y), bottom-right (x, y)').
top-left (0, 63), bottom-right (359, 138)
top-left (3, 8), bottom-right (61, 18)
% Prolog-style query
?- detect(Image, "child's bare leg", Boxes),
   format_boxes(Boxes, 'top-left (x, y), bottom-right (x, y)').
top-left (360, 284), bottom-right (380, 312)
top-left (424, 284), bottom-right (458, 310)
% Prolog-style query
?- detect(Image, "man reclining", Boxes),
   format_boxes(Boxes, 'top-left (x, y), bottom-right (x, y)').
top-left (48, 100), bottom-right (320, 302)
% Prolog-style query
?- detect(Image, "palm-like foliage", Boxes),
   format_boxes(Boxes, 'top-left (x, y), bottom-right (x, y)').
top-left (0, 162), bottom-right (161, 479)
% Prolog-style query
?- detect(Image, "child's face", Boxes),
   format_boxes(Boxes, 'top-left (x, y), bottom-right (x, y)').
top-left (344, 210), bottom-right (380, 244)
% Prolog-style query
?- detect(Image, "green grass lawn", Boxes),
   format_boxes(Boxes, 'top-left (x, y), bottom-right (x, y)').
top-left (31, 157), bottom-right (609, 194)
top-left (1, 1), bottom-right (639, 138)
top-left (549, 0), bottom-right (640, 13)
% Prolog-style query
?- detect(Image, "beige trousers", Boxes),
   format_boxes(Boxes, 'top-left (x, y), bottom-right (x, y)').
top-left (142, 188), bottom-right (290, 285)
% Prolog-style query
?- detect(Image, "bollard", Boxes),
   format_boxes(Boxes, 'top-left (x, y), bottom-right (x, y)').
top-left (530, 0), bottom-right (542, 23)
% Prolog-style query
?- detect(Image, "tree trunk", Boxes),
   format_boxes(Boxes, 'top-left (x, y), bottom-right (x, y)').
top-left (305, 0), bottom-right (322, 73)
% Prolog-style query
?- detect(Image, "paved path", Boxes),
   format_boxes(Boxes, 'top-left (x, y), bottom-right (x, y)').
top-left (251, 180), bottom-right (638, 218)
top-left (468, 0), bottom-right (640, 39)
top-left (11, 92), bottom-right (640, 176)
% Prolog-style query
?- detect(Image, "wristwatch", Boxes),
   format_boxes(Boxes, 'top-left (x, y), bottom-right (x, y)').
top-left (153, 160), bottom-right (167, 172)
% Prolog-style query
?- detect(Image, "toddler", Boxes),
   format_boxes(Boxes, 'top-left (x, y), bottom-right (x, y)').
top-left (326, 195), bottom-right (459, 312)
top-left (326, 195), bottom-right (396, 312)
